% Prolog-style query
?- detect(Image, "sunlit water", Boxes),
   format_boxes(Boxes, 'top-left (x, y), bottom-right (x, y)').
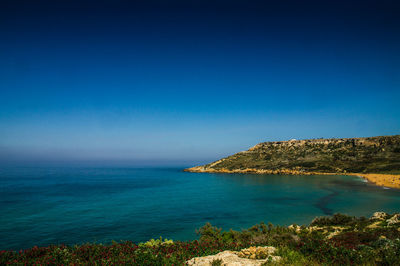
top-left (1, 167), bottom-right (400, 250)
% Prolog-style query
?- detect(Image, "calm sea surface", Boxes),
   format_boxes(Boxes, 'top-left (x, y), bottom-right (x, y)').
top-left (1, 167), bottom-right (400, 250)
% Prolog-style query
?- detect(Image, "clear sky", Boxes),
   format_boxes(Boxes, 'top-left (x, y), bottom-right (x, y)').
top-left (1, 0), bottom-right (399, 166)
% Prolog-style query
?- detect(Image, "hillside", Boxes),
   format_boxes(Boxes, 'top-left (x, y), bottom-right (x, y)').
top-left (2, 212), bottom-right (400, 265)
top-left (185, 135), bottom-right (400, 175)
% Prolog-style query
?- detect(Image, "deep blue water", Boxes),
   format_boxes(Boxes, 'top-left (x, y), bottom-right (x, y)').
top-left (1, 167), bottom-right (400, 250)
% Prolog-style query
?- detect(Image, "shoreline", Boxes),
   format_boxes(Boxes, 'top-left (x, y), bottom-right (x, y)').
top-left (3, 212), bottom-right (400, 265)
top-left (184, 167), bottom-right (400, 189)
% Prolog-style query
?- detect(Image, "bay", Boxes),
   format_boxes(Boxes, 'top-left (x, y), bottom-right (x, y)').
top-left (1, 167), bottom-right (400, 250)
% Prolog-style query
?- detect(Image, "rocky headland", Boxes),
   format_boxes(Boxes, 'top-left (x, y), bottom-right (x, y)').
top-left (185, 135), bottom-right (400, 188)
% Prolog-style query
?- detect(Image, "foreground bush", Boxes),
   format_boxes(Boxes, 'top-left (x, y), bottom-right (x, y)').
top-left (1, 212), bottom-right (400, 265)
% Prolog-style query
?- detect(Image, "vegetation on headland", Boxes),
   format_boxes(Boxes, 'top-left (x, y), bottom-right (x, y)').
top-left (185, 135), bottom-right (400, 188)
top-left (1, 212), bottom-right (400, 265)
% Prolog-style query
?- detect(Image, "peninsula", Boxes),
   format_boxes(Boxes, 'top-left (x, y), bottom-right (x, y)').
top-left (185, 135), bottom-right (400, 189)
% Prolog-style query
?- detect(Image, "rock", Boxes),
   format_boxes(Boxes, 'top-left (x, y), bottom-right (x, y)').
top-left (366, 221), bottom-right (382, 229)
top-left (327, 230), bottom-right (341, 239)
top-left (288, 224), bottom-right (301, 233)
top-left (370, 212), bottom-right (388, 220)
top-left (187, 247), bottom-right (280, 266)
top-left (187, 250), bottom-right (281, 266)
top-left (248, 247), bottom-right (256, 253)
top-left (237, 246), bottom-right (277, 259)
top-left (386, 214), bottom-right (400, 225)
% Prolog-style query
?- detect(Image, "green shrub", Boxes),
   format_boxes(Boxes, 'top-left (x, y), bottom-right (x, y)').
top-left (211, 258), bottom-right (223, 266)
top-left (270, 246), bottom-right (318, 265)
top-left (196, 222), bottom-right (223, 243)
top-left (311, 213), bottom-right (354, 226)
top-left (139, 237), bottom-right (173, 247)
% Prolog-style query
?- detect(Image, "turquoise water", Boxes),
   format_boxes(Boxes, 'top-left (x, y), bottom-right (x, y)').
top-left (1, 167), bottom-right (400, 250)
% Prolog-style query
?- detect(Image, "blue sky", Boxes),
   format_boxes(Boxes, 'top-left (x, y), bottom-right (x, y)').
top-left (1, 0), bottom-right (399, 166)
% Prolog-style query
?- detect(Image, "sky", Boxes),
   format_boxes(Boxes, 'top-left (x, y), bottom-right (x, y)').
top-left (0, 0), bottom-right (399, 166)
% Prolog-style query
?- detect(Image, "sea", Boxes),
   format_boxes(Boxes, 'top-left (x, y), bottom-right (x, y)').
top-left (1, 167), bottom-right (400, 250)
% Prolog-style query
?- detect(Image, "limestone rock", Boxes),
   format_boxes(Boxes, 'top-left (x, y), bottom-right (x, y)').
top-left (327, 230), bottom-right (341, 239)
top-left (237, 246), bottom-right (277, 259)
top-left (187, 247), bottom-right (281, 266)
top-left (387, 214), bottom-right (400, 225)
top-left (366, 221), bottom-right (382, 229)
top-left (371, 212), bottom-right (388, 220)
top-left (288, 224), bottom-right (301, 233)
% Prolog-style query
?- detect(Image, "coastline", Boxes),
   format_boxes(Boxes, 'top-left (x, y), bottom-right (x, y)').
top-left (3, 212), bottom-right (400, 265)
top-left (184, 167), bottom-right (400, 189)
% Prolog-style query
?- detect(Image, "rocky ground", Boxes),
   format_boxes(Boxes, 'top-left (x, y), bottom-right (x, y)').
top-left (187, 246), bottom-right (280, 265)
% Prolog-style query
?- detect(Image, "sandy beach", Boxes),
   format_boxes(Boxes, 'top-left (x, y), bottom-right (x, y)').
top-left (346, 173), bottom-right (400, 189)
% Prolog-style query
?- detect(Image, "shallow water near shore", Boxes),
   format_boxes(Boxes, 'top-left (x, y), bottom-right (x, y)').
top-left (1, 167), bottom-right (400, 250)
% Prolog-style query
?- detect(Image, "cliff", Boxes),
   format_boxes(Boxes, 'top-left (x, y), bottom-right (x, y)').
top-left (185, 135), bottom-right (400, 182)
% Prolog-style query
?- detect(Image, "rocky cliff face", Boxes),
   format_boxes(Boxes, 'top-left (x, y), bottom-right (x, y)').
top-left (186, 135), bottom-right (400, 174)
